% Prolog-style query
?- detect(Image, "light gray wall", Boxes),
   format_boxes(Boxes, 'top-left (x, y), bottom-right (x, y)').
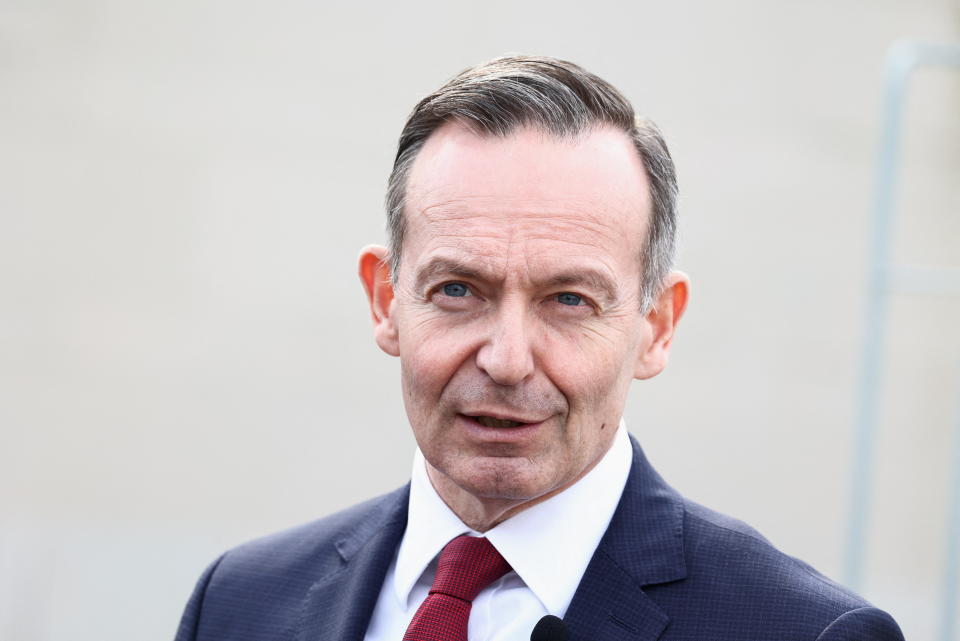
top-left (2, 1), bottom-right (958, 639)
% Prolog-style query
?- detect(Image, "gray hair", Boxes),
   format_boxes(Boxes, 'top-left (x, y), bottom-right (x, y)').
top-left (385, 55), bottom-right (678, 312)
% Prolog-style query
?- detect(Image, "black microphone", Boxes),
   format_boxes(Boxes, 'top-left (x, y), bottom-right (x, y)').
top-left (530, 614), bottom-right (569, 641)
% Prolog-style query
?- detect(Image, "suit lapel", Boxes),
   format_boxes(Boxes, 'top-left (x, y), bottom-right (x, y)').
top-left (295, 486), bottom-right (410, 641)
top-left (563, 551), bottom-right (671, 641)
top-left (563, 437), bottom-right (686, 641)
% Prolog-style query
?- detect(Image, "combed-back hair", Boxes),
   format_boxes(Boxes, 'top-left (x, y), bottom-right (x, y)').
top-left (385, 55), bottom-right (677, 312)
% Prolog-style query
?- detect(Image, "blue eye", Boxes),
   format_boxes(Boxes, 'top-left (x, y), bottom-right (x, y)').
top-left (442, 282), bottom-right (470, 297)
top-left (556, 292), bottom-right (583, 306)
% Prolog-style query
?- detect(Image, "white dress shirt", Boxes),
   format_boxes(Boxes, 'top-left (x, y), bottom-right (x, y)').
top-left (362, 420), bottom-right (633, 641)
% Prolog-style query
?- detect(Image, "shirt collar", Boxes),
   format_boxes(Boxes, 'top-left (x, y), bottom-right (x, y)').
top-left (394, 420), bottom-right (633, 617)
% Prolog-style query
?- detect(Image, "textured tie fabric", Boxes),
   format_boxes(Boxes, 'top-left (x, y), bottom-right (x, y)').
top-left (402, 535), bottom-right (512, 641)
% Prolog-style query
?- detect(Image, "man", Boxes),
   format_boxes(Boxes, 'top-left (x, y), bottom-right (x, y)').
top-left (175, 56), bottom-right (903, 641)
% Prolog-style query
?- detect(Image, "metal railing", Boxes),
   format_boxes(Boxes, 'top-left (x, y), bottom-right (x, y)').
top-left (843, 40), bottom-right (960, 641)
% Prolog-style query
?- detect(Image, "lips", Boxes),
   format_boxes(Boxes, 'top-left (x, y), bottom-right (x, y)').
top-left (471, 416), bottom-right (526, 428)
top-left (456, 413), bottom-right (544, 444)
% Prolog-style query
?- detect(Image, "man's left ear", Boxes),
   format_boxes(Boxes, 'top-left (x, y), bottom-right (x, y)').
top-left (634, 271), bottom-right (690, 380)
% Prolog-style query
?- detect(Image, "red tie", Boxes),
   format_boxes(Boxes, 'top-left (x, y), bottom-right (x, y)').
top-left (403, 535), bottom-right (512, 641)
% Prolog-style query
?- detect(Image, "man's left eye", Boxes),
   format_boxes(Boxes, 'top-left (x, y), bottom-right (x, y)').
top-left (556, 292), bottom-right (583, 306)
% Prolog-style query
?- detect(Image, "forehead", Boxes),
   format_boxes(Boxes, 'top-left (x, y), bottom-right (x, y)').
top-left (403, 122), bottom-right (651, 272)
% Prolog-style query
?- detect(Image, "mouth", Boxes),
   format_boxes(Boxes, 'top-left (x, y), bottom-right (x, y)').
top-left (459, 410), bottom-right (547, 429)
top-left (469, 415), bottom-right (527, 428)
top-left (456, 413), bottom-right (545, 445)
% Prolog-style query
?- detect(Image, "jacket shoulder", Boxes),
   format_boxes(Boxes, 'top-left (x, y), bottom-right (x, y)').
top-left (645, 499), bottom-right (903, 640)
top-left (175, 485), bottom-right (408, 641)
top-left (683, 499), bottom-right (866, 607)
top-left (220, 485), bottom-right (408, 580)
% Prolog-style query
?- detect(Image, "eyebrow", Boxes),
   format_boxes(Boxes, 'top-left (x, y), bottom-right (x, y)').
top-left (412, 257), bottom-right (487, 293)
top-left (412, 256), bottom-right (621, 305)
top-left (541, 270), bottom-right (619, 305)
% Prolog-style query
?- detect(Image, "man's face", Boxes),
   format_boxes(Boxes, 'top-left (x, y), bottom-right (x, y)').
top-left (364, 122), bottom-right (678, 507)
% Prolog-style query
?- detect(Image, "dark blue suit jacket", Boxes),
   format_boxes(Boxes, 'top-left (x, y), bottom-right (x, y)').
top-left (175, 438), bottom-right (904, 640)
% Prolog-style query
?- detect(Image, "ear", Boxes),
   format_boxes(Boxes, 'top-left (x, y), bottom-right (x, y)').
top-left (634, 271), bottom-right (690, 380)
top-left (358, 245), bottom-right (400, 357)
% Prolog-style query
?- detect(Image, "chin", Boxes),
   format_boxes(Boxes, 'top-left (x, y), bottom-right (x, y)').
top-left (448, 455), bottom-right (559, 502)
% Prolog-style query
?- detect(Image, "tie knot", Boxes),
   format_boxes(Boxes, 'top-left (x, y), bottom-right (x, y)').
top-left (430, 535), bottom-right (511, 602)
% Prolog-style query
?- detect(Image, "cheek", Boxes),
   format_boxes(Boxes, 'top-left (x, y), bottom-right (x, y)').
top-left (541, 328), bottom-right (636, 407)
top-left (400, 349), bottom-right (443, 407)
top-left (398, 325), bottom-right (474, 406)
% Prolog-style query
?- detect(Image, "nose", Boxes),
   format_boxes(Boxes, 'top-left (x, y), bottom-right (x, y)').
top-left (475, 302), bottom-right (536, 386)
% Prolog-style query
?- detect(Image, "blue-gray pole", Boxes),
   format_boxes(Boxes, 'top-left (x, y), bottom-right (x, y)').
top-left (844, 40), bottom-right (960, 641)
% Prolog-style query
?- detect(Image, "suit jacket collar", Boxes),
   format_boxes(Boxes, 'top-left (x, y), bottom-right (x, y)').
top-left (297, 436), bottom-right (685, 641)
top-left (598, 435), bottom-right (687, 586)
top-left (295, 485), bottom-right (410, 641)
top-left (562, 435), bottom-right (686, 640)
